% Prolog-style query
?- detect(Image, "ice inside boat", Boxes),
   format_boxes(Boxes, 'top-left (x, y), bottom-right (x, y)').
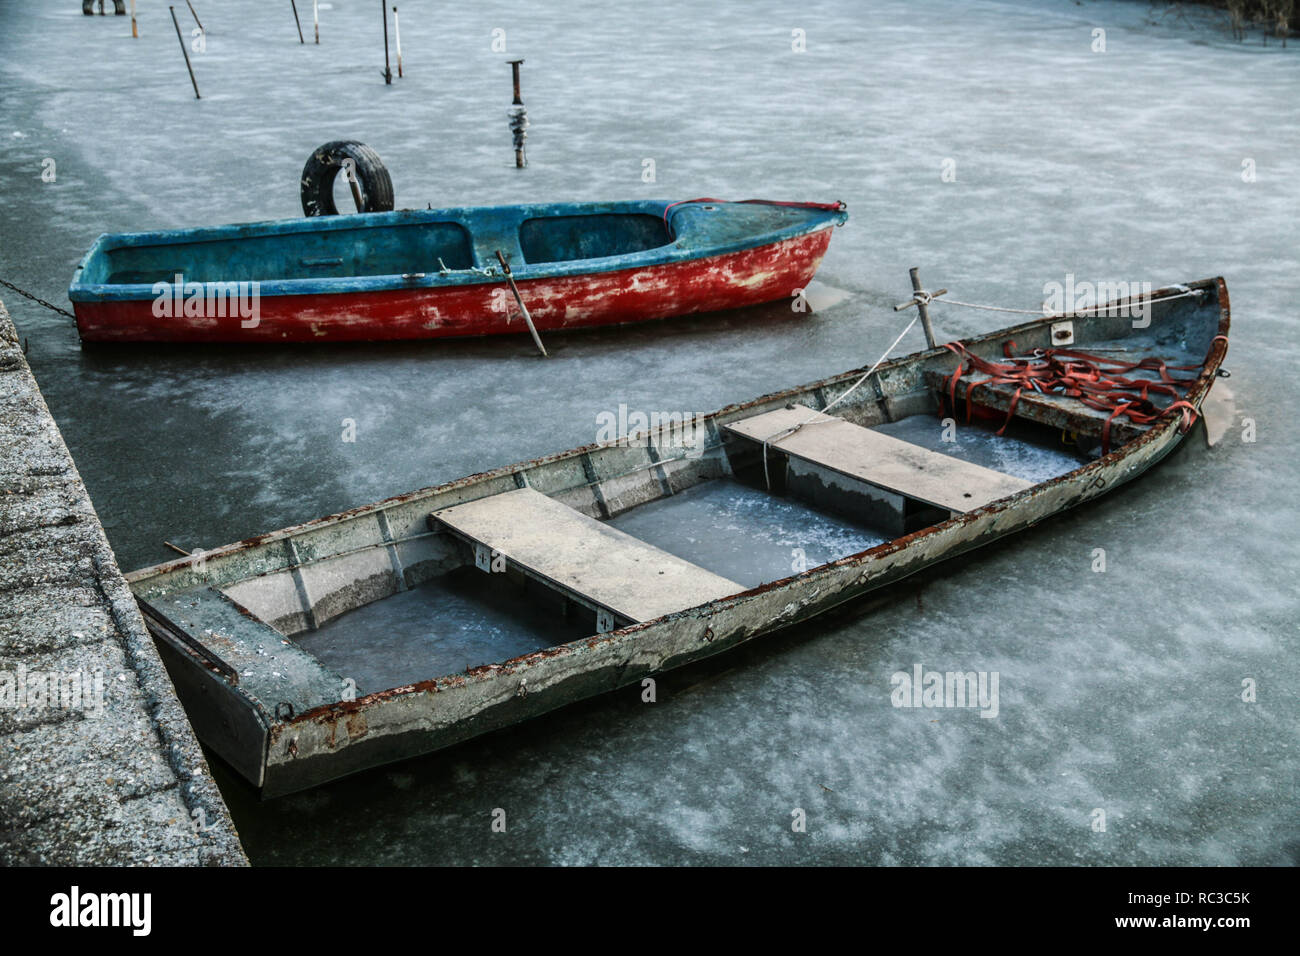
top-left (290, 417), bottom-right (1086, 693)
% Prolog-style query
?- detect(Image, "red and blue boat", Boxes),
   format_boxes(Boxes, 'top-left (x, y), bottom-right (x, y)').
top-left (68, 198), bottom-right (847, 343)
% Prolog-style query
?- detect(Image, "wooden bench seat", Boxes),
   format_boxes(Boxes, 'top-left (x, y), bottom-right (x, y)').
top-left (725, 404), bottom-right (1032, 514)
top-left (432, 488), bottom-right (742, 630)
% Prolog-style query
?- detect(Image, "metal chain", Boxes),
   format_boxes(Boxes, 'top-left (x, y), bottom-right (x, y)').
top-left (0, 278), bottom-right (77, 320)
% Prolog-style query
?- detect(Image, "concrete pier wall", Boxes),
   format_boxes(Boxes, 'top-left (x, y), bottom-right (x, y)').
top-left (0, 299), bottom-right (246, 865)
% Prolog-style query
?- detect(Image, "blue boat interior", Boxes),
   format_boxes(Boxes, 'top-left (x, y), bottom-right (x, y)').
top-left (518, 214), bottom-right (667, 265)
top-left (70, 200), bottom-right (846, 296)
top-left (97, 220), bottom-right (478, 285)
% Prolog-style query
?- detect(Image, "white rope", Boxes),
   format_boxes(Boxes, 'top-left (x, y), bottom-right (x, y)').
top-left (940, 287), bottom-right (1202, 318)
top-left (939, 299), bottom-right (1045, 315)
top-left (760, 311), bottom-right (921, 489)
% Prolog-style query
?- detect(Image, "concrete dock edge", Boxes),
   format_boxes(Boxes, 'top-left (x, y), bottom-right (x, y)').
top-left (0, 298), bottom-right (247, 865)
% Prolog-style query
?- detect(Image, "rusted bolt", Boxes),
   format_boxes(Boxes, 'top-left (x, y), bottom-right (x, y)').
top-left (516, 678), bottom-right (528, 698)
top-left (703, 626), bottom-right (714, 643)
top-left (287, 738), bottom-right (299, 758)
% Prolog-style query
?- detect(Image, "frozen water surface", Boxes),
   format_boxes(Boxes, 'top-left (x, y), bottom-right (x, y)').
top-left (874, 415), bottom-right (1090, 483)
top-left (0, 0), bottom-right (1296, 865)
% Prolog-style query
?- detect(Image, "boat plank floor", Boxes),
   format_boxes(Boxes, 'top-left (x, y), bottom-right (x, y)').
top-left (433, 488), bottom-right (742, 623)
top-left (726, 404), bottom-right (1033, 513)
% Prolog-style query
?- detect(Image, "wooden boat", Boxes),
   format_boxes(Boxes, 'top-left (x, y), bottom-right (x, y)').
top-left (67, 198), bottom-right (847, 343)
top-left (126, 278), bottom-right (1229, 796)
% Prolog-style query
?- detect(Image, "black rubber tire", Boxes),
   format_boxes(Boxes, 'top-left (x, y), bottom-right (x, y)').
top-left (300, 140), bottom-right (395, 217)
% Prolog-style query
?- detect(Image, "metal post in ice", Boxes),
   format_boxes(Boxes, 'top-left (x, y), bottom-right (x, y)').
top-left (381, 0), bottom-right (392, 84)
top-left (290, 0), bottom-right (304, 43)
top-left (393, 6), bottom-right (403, 77)
top-left (508, 59), bottom-right (528, 168)
top-left (892, 267), bottom-right (948, 350)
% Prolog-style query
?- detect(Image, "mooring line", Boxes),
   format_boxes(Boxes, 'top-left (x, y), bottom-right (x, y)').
top-left (0, 278), bottom-right (76, 320)
top-left (760, 310), bottom-right (922, 490)
top-left (939, 287), bottom-right (1203, 317)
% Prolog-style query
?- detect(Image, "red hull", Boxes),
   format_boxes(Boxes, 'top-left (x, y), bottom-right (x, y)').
top-left (75, 230), bottom-right (834, 344)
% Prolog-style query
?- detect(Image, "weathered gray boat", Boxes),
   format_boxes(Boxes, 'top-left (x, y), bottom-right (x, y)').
top-left (127, 278), bottom-right (1230, 796)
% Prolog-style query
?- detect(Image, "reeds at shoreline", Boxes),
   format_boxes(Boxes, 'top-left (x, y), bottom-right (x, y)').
top-left (1158, 0), bottom-right (1294, 44)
